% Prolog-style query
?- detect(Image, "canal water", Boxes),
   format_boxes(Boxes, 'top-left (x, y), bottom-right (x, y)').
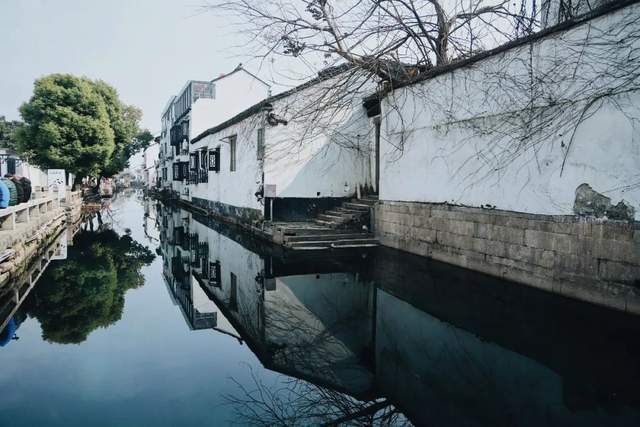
top-left (0, 192), bottom-right (639, 426)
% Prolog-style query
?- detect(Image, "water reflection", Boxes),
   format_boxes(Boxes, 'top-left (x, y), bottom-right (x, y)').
top-left (156, 202), bottom-right (640, 426)
top-left (0, 213), bottom-right (155, 345)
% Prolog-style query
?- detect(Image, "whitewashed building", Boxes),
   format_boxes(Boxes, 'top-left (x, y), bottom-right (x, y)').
top-left (0, 149), bottom-right (48, 187)
top-left (187, 67), bottom-right (375, 223)
top-left (158, 65), bottom-right (271, 200)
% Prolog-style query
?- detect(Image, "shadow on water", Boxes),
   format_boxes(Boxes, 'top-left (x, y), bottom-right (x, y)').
top-left (156, 201), bottom-right (640, 426)
top-left (0, 212), bottom-right (155, 345)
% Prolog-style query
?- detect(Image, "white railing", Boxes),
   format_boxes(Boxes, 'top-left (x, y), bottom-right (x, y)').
top-left (0, 196), bottom-right (61, 231)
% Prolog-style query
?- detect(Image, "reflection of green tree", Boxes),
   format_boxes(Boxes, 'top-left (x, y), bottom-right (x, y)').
top-left (25, 228), bottom-right (155, 344)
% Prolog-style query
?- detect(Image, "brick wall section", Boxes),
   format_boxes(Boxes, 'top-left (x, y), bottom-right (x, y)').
top-left (374, 201), bottom-right (640, 314)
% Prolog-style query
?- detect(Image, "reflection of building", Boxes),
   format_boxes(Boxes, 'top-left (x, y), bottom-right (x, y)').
top-left (158, 203), bottom-right (238, 338)
top-left (157, 66), bottom-right (270, 202)
top-left (157, 203), bottom-right (640, 426)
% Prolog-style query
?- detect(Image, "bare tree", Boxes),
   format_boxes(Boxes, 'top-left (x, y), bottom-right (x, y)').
top-left (205, 0), bottom-right (534, 84)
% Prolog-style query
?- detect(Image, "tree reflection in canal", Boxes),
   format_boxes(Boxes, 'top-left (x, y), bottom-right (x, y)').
top-left (24, 225), bottom-right (155, 344)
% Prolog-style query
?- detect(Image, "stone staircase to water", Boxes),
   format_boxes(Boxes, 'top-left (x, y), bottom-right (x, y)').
top-left (280, 196), bottom-right (379, 251)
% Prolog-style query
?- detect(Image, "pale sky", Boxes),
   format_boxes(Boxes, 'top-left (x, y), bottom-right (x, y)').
top-left (0, 0), bottom-right (278, 133)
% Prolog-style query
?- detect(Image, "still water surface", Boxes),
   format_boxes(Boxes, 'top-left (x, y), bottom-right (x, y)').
top-left (0, 192), bottom-right (639, 426)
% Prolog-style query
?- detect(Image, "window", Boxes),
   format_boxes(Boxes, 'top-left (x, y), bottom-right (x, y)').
top-left (209, 261), bottom-right (221, 287)
top-left (181, 162), bottom-right (189, 180)
top-left (162, 168), bottom-right (167, 180)
top-left (200, 150), bottom-right (208, 170)
top-left (209, 148), bottom-right (220, 172)
top-left (257, 128), bottom-right (265, 160)
top-left (229, 135), bottom-right (237, 172)
top-left (172, 163), bottom-right (181, 181)
top-left (230, 272), bottom-right (238, 312)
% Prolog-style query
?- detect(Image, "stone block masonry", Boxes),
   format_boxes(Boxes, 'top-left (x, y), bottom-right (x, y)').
top-left (374, 201), bottom-right (640, 314)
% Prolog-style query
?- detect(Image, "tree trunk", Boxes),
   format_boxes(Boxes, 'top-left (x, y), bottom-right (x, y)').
top-left (73, 174), bottom-right (83, 190)
top-left (93, 175), bottom-right (102, 194)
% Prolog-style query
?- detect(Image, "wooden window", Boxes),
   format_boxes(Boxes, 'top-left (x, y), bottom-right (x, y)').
top-left (230, 272), bottom-right (237, 311)
top-left (229, 135), bottom-right (237, 172)
top-left (257, 128), bottom-right (265, 160)
top-left (181, 162), bottom-right (189, 179)
top-left (172, 163), bottom-right (181, 181)
top-left (209, 148), bottom-right (220, 172)
top-left (209, 261), bottom-right (221, 287)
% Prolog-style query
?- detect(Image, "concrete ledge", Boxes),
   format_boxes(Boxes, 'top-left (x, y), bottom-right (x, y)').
top-left (375, 200), bottom-right (640, 314)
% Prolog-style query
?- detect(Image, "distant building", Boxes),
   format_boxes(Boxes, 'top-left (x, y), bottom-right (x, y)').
top-left (0, 148), bottom-right (48, 187)
top-left (142, 136), bottom-right (160, 190)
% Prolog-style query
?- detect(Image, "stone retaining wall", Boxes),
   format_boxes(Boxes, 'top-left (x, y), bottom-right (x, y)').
top-left (374, 201), bottom-right (640, 313)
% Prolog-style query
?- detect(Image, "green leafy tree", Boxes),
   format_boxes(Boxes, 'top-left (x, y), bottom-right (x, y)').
top-left (0, 116), bottom-right (24, 151)
top-left (92, 81), bottom-right (153, 179)
top-left (17, 74), bottom-right (116, 180)
top-left (17, 74), bottom-right (152, 184)
top-left (24, 228), bottom-right (155, 344)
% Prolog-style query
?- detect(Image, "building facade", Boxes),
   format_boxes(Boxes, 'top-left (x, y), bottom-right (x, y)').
top-left (187, 68), bottom-right (375, 223)
top-left (158, 65), bottom-right (271, 201)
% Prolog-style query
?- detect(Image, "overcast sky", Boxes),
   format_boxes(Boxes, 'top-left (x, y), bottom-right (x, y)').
top-left (0, 0), bottom-right (281, 133)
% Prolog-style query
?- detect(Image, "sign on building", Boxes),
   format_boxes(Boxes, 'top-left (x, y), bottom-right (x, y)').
top-left (47, 169), bottom-right (66, 199)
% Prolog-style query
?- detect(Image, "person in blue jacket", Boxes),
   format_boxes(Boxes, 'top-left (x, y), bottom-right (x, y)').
top-left (0, 179), bottom-right (9, 208)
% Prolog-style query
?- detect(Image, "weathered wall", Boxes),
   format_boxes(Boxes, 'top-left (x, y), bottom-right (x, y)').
top-left (263, 79), bottom-right (372, 199)
top-left (191, 118), bottom-right (264, 220)
top-left (380, 2), bottom-right (640, 220)
top-left (189, 73), bottom-right (374, 221)
top-left (375, 200), bottom-right (640, 312)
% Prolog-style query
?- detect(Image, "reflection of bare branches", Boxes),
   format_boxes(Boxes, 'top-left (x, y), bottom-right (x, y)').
top-left (223, 365), bottom-right (409, 426)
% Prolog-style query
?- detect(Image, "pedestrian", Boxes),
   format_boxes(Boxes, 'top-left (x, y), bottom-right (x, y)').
top-left (7, 175), bottom-right (24, 204)
top-left (0, 179), bottom-right (9, 208)
top-left (1, 177), bottom-right (18, 206)
top-left (19, 177), bottom-right (32, 202)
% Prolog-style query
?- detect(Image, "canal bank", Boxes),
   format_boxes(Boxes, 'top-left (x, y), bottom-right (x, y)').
top-left (0, 190), bottom-right (83, 288)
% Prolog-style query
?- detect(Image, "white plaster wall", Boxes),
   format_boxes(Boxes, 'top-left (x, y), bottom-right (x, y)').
top-left (190, 71), bottom-right (375, 210)
top-left (191, 119), bottom-right (264, 213)
top-left (380, 3), bottom-right (640, 219)
top-left (190, 70), bottom-right (270, 139)
top-left (263, 79), bottom-right (373, 198)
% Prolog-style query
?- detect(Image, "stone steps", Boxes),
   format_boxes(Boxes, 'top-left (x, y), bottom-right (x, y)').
top-left (282, 196), bottom-right (379, 251)
top-left (286, 233), bottom-right (374, 242)
top-left (288, 237), bottom-right (379, 250)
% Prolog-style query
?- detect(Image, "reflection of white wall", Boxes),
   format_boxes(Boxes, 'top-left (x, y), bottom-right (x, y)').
top-left (192, 276), bottom-right (217, 314)
top-left (191, 217), bottom-right (264, 339)
top-left (264, 273), bottom-right (374, 395)
top-left (380, 4), bottom-right (640, 219)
